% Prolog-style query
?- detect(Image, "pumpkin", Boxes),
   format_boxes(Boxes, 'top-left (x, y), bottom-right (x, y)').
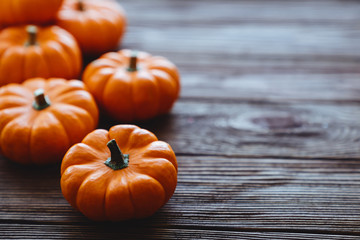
top-left (57, 0), bottom-right (127, 55)
top-left (0, 0), bottom-right (64, 26)
top-left (60, 124), bottom-right (178, 221)
top-left (0, 25), bottom-right (82, 87)
top-left (83, 49), bottom-right (181, 122)
top-left (0, 77), bottom-right (99, 165)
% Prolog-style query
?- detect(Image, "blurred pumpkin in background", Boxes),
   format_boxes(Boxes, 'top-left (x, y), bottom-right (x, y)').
top-left (57, 0), bottom-right (127, 55)
top-left (0, 77), bottom-right (99, 165)
top-left (83, 49), bottom-right (181, 122)
top-left (0, 0), bottom-right (64, 26)
top-left (0, 25), bottom-right (82, 87)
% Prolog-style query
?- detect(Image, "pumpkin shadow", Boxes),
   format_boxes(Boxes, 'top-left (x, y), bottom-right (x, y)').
top-left (0, 156), bottom-right (61, 191)
top-left (98, 111), bottom-right (176, 138)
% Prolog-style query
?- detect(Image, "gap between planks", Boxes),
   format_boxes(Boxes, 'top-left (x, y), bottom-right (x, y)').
top-left (1, 221), bottom-right (360, 238)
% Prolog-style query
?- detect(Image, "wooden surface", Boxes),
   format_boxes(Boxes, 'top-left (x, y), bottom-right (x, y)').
top-left (1, 0), bottom-right (360, 239)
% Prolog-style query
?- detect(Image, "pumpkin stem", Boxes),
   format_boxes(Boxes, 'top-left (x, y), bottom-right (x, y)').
top-left (25, 25), bottom-right (38, 47)
top-left (105, 139), bottom-right (129, 170)
top-left (127, 51), bottom-right (138, 72)
top-left (33, 89), bottom-right (51, 111)
top-left (77, 0), bottom-right (85, 11)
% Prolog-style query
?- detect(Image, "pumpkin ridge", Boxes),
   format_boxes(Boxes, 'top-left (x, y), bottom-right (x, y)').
top-left (148, 60), bottom-right (180, 98)
top-left (130, 70), bottom-right (162, 120)
top-left (49, 105), bottom-right (93, 145)
top-left (61, 164), bottom-right (96, 210)
top-left (0, 47), bottom-right (26, 86)
top-left (0, 85), bottom-right (31, 99)
top-left (85, 15), bottom-right (109, 50)
top-left (23, 47), bottom-right (48, 80)
top-left (0, 96), bottom-right (30, 110)
top-left (0, 47), bottom-right (20, 85)
top-left (76, 169), bottom-right (112, 220)
top-left (61, 143), bottom-right (106, 174)
top-left (55, 96), bottom-right (98, 124)
top-left (151, 70), bottom-right (170, 115)
top-left (108, 125), bottom-right (139, 153)
top-left (89, 68), bottom-right (115, 107)
top-left (29, 110), bottom-right (70, 164)
top-left (56, 33), bottom-right (81, 78)
top-left (128, 174), bottom-right (166, 219)
top-left (131, 158), bottom-right (176, 205)
top-left (51, 90), bottom-right (91, 105)
top-left (81, 130), bottom-right (111, 154)
top-left (82, 63), bottom-right (101, 85)
top-left (53, 40), bottom-right (77, 78)
top-left (103, 69), bottom-right (135, 120)
top-left (123, 170), bottom-right (138, 220)
top-left (128, 73), bottom-right (137, 121)
top-left (0, 108), bottom-right (28, 144)
top-left (43, 78), bottom-right (67, 96)
top-left (0, 107), bottom-right (27, 125)
top-left (103, 170), bottom-right (135, 220)
top-left (0, 114), bottom-right (34, 164)
top-left (127, 128), bottom-right (158, 149)
top-left (148, 57), bottom-right (180, 84)
top-left (42, 42), bottom-right (72, 78)
top-left (45, 81), bottom-right (83, 100)
top-left (23, 78), bottom-right (47, 92)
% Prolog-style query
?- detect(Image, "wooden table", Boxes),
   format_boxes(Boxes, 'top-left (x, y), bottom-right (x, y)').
top-left (1, 0), bottom-right (360, 239)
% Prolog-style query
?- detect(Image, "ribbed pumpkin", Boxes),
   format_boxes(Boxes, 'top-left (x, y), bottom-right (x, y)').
top-left (0, 0), bottom-right (64, 26)
top-left (0, 25), bottom-right (82, 87)
top-left (57, 0), bottom-right (127, 55)
top-left (83, 49), bottom-right (180, 122)
top-left (0, 78), bottom-right (99, 165)
top-left (61, 124), bottom-right (178, 221)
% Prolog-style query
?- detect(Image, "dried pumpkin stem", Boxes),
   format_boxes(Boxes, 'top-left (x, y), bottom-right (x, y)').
top-left (127, 51), bottom-right (138, 72)
top-left (77, 0), bottom-right (85, 11)
top-left (25, 25), bottom-right (38, 46)
top-left (105, 139), bottom-right (129, 170)
top-left (33, 89), bottom-right (51, 111)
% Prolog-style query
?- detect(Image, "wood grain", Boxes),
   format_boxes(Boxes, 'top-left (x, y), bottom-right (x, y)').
top-left (0, 0), bottom-right (360, 238)
top-left (0, 156), bottom-right (360, 235)
top-left (180, 73), bottom-right (360, 103)
top-left (117, 100), bottom-right (360, 159)
top-left (121, 0), bottom-right (360, 24)
top-left (1, 225), bottom-right (360, 240)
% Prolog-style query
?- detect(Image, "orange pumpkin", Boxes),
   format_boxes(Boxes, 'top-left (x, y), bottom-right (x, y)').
top-left (0, 0), bottom-right (64, 26)
top-left (57, 0), bottom-right (127, 55)
top-left (83, 49), bottom-right (181, 122)
top-left (61, 124), bottom-right (178, 221)
top-left (0, 25), bottom-right (82, 87)
top-left (0, 78), bottom-right (99, 165)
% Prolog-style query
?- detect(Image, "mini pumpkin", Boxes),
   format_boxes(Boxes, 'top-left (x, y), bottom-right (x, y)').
top-left (83, 49), bottom-right (180, 122)
top-left (57, 0), bottom-right (127, 55)
top-left (0, 0), bottom-right (64, 26)
top-left (0, 25), bottom-right (82, 87)
top-left (61, 124), bottom-right (178, 221)
top-left (0, 78), bottom-right (99, 165)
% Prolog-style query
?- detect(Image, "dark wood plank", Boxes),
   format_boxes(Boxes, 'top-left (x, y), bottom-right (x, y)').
top-left (0, 156), bottom-right (359, 234)
top-left (118, 0), bottom-right (360, 104)
top-left (122, 100), bottom-right (360, 159)
top-left (121, 0), bottom-right (360, 25)
top-left (1, 224), bottom-right (360, 240)
top-left (180, 72), bottom-right (360, 103)
top-left (123, 24), bottom-right (360, 59)
top-left (120, 0), bottom-right (360, 59)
